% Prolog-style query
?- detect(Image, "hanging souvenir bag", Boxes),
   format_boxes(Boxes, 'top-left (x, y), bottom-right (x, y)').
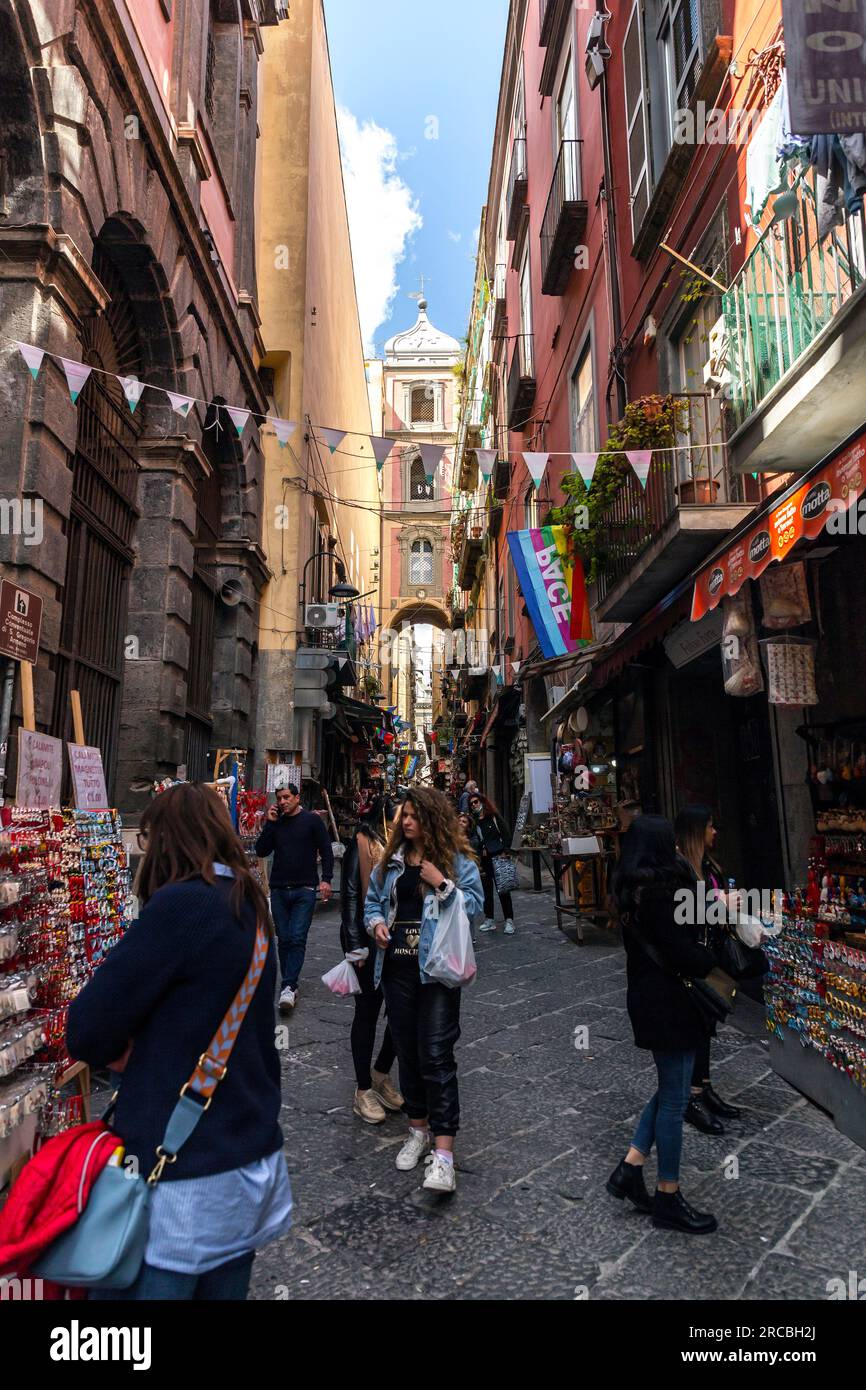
top-left (30, 921), bottom-right (269, 1290)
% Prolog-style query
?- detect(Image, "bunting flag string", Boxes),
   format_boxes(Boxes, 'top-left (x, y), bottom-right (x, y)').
top-left (8, 339), bottom-right (724, 483)
top-left (523, 452), bottom-right (549, 488)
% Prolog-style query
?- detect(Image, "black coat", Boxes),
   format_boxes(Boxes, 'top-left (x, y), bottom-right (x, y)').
top-left (339, 828), bottom-right (381, 955)
top-left (623, 882), bottom-right (717, 1053)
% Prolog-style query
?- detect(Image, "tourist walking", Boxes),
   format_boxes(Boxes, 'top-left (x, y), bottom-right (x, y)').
top-left (457, 779), bottom-right (478, 815)
top-left (675, 805), bottom-right (742, 1136)
top-left (606, 815), bottom-right (719, 1234)
top-left (340, 795), bottom-right (403, 1124)
top-left (255, 783), bottom-right (334, 1012)
top-left (470, 792), bottom-right (516, 935)
top-left (364, 788), bottom-right (483, 1193)
top-left (67, 783), bottom-right (292, 1300)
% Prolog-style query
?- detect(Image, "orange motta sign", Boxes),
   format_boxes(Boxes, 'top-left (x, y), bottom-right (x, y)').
top-left (691, 428), bottom-right (866, 622)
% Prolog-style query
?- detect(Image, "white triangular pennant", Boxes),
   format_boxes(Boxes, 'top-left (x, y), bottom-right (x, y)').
top-left (370, 436), bottom-right (394, 471)
top-left (60, 357), bottom-right (92, 404)
top-left (166, 391), bottom-right (194, 418)
top-left (15, 342), bottom-right (45, 380)
top-left (320, 428), bottom-right (346, 454)
top-left (511, 661), bottom-right (521, 675)
top-left (227, 406), bottom-right (250, 437)
top-left (419, 444), bottom-right (445, 483)
top-left (571, 452), bottom-right (598, 490)
top-left (272, 418), bottom-right (296, 448)
top-left (475, 449), bottom-right (497, 481)
top-left (627, 450), bottom-right (653, 489)
top-left (119, 376), bottom-right (145, 413)
top-left (523, 452), bottom-right (549, 488)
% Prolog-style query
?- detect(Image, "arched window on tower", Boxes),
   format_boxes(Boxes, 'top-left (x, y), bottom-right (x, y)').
top-left (409, 540), bottom-right (434, 585)
top-left (409, 457), bottom-right (434, 502)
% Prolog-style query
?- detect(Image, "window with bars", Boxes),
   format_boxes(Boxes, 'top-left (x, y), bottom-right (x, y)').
top-left (409, 540), bottom-right (434, 585)
top-left (409, 457), bottom-right (434, 501)
top-left (204, 18), bottom-right (217, 122)
top-left (410, 385), bottom-right (435, 423)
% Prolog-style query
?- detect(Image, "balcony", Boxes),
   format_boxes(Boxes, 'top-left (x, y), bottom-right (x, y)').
top-left (594, 395), bottom-right (754, 622)
top-left (724, 172), bottom-right (866, 473)
top-left (492, 454), bottom-right (511, 498)
top-left (492, 262), bottom-right (507, 341)
top-left (541, 140), bottom-right (587, 296)
top-left (507, 334), bottom-right (536, 431)
top-left (506, 136), bottom-right (528, 241)
top-left (457, 508), bottom-right (486, 591)
top-left (539, 0), bottom-right (555, 44)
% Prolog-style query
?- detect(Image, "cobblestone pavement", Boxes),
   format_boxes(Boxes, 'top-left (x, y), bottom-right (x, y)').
top-left (252, 888), bottom-right (865, 1302)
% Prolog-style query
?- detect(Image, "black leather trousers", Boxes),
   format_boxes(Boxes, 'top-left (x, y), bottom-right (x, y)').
top-left (381, 956), bottom-right (461, 1136)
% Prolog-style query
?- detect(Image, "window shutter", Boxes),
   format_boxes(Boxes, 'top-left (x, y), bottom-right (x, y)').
top-left (623, 3), bottom-right (652, 241)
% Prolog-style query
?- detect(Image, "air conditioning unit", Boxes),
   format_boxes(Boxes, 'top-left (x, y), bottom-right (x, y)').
top-left (305, 603), bottom-right (342, 630)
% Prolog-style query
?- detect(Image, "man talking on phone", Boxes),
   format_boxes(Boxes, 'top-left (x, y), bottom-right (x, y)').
top-left (255, 783), bottom-right (334, 1013)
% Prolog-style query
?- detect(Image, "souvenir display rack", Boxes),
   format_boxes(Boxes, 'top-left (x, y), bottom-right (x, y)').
top-left (0, 807), bottom-right (133, 1184)
top-left (766, 835), bottom-right (866, 1150)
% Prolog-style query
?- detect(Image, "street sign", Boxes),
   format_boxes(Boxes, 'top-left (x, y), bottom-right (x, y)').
top-left (0, 580), bottom-right (43, 664)
top-left (294, 668), bottom-right (328, 690)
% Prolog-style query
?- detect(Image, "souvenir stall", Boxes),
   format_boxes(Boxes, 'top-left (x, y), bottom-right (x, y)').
top-left (0, 807), bottom-right (133, 1186)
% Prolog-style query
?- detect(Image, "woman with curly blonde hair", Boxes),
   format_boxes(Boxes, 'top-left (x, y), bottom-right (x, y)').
top-left (364, 787), bottom-right (483, 1193)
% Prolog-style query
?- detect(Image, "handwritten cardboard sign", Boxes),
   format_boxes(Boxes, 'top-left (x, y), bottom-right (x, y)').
top-left (68, 743), bottom-right (109, 809)
top-left (16, 728), bottom-right (63, 807)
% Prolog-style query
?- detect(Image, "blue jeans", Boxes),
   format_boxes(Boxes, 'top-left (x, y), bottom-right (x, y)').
top-left (90, 1252), bottom-right (254, 1301)
top-left (270, 886), bottom-right (318, 990)
top-left (631, 1049), bottom-right (695, 1183)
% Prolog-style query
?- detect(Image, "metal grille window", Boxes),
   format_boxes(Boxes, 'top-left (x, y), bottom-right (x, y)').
top-left (205, 20), bottom-right (216, 121)
top-left (410, 385), bottom-right (435, 423)
top-left (409, 540), bottom-right (434, 585)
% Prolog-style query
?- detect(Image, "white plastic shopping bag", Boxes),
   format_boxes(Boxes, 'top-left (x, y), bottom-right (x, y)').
top-left (321, 949), bottom-right (366, 997)
top-left (425, 890), bottom-right (477, 988)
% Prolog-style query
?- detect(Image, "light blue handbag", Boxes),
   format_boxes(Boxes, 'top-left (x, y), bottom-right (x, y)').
top-left (32, 921), bottom-right (269, 1290)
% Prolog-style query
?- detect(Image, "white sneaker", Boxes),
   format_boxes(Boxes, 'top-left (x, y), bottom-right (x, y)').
top-left (504, 919), bottom-right (515, 935)
top-left (423, 1152), bottom-right (457, 1193)
top-left (395, 1127), bottom-right (431, 1170)
top-left (278, 986), bottom-right (296, 1014)
top-left (478, 919), bottom-right (497, 933)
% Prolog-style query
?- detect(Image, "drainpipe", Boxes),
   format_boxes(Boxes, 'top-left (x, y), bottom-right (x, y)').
top-left (0, 659), bottom-right (16, 804)
top-left (596, 0), bottom-right (627, 421)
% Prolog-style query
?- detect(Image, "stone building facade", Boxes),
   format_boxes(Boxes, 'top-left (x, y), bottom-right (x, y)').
top-left (0, 0), bottom-right (280, 811)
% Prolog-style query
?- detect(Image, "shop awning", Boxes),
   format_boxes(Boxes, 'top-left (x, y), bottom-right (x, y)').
top-left (480, 687), bottom-right (521, 747)
top-left (332, 695), bottom-right (389, 728)
top-left (691, 422), bottom-right (866, 621)
top-left (590, 586), bottom-right (693, 689)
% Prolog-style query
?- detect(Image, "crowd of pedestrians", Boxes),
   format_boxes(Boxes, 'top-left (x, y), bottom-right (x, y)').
top-left (0, 773), bottom-right (772, 1301)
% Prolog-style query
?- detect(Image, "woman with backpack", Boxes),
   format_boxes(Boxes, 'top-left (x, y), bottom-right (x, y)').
top-left (340, 795), bottom-right (403, 1124)
top-left (66, 783), bottom-right (293, 1300)
top-left (364, 788), bottom-right (483, 1194)
top-left (468, 792), bottom-right (517, 936)
top-left (606, 815), bottom-right (719, 1235)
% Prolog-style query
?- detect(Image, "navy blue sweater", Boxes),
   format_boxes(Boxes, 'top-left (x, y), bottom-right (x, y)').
top-left (67, 878), bottom-right (283, 1181)
top-left (254, 808), bottom-right (334, 887)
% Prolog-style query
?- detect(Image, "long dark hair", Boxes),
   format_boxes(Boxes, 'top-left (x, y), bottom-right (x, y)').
top-left (612, 814), bottom-right (684, 917)
top-left (674, 804), bottom-right (721, 882)
top-left (137, 783), bottom-right (270, 929)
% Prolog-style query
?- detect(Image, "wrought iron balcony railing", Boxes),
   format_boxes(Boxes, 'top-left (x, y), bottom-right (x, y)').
top-left (540, 140), bottom-right (588, 296)
top-left (506, 136), bottom-right (528, 241)
top-left (723, 171), bottom-right (866, 429)
top-left (507, 334), bottom-right (536, 431)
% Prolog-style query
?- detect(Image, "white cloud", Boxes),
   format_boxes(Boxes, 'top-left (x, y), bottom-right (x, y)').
top-left (337, 106), bottom-right (423, 354)
top-left (447, 230), bottom-right (462, 243)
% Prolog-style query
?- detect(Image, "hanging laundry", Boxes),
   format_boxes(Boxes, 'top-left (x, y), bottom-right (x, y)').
top-left (746, 83), bottom-right (787, 224)
top-left (811, 135), bottom-right (848, 240)
top-left (775, 73), bottom-right (812, 167)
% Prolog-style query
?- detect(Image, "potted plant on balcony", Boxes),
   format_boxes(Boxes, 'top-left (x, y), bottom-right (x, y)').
top-left (676, 473), bottom-right (720, 505)
top-left (550, 394), bottom-right (688, 582)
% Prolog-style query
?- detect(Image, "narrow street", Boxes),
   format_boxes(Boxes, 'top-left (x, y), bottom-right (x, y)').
top-left (252, 890), bottom-right (863, 1302)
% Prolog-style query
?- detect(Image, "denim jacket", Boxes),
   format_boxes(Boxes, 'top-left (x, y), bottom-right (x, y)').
top-left (363, 846), bottom-right (483, 988)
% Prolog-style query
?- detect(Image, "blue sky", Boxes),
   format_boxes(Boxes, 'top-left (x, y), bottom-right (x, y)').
top-left (324, 0), bottom-right (508, 354)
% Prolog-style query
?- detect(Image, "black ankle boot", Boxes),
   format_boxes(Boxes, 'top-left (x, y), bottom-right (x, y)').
top-left (684, 1094), bottom-right (724, 1135)
top-left (652, 1188), bottom-right (718, 1234)
top-left (606, 1158), bottom-right (653, 1214)
top-left (702, 1084), bottom-right (741, 1120)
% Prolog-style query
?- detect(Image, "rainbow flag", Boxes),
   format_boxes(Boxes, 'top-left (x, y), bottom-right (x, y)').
top-left (507, 526), bottom-right (588, 659)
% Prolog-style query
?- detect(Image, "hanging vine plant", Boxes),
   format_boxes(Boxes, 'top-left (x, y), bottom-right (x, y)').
top-left (549, 394), bottom-right (688, 582)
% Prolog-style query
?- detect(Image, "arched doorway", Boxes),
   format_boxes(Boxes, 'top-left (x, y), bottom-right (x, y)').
top-left (51, 243), bottom-right (141, 790)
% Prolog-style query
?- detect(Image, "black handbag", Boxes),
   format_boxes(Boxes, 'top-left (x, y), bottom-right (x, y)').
top-left (713, 927), bottom-right (768, 983)
top-left (629, 914), bottom-right (737, 1035)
